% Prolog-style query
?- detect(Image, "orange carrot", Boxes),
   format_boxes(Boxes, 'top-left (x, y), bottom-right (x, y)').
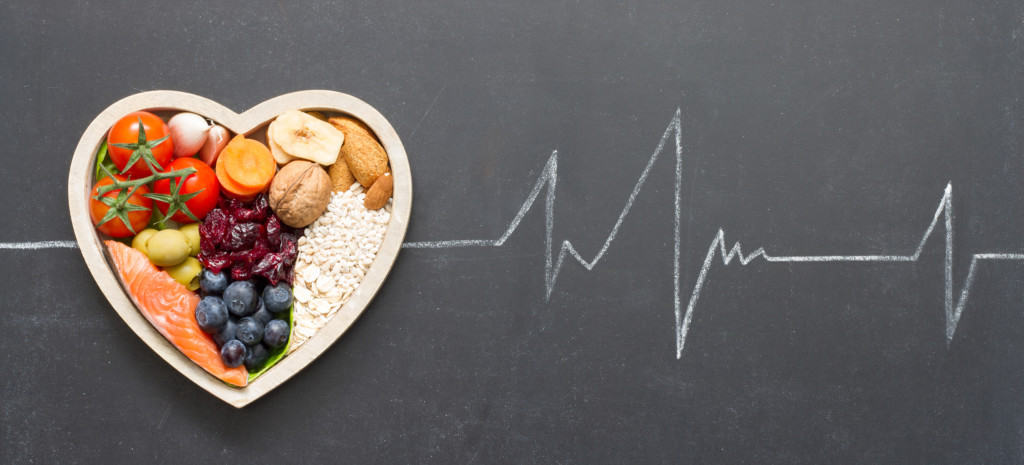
top-left (215, 135), bottom-right (275, 198)
top-left (215, 159), bottom-right (258, 201)
top-left (220, 135), bottom-right (276, 191)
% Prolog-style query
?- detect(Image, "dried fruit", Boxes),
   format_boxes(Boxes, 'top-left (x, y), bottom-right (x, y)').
top-left (266, 215), bottom-right (282, 248)
top-left (197, 194), bottom-right (299, 284)
top-left (224, 223), bottom-right (262, 251)
top-left (269, 110), bottom-right (344, 165)
top-left (266, 119), bottom-right (295, 165)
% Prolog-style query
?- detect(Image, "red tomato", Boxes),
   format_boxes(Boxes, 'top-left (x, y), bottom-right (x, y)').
top-left (152, 157), bottom-right (220, 223)
top-left (107, 111), bottom-right (175, 178)
top-left (90, 175), bottom-right (153, 238)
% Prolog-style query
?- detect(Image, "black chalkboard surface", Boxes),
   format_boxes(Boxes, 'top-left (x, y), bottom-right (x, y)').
top-left (4, 0), bottom-right (1024, 463)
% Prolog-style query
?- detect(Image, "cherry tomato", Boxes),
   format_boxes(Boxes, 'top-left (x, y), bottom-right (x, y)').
top-left (107, 111), bottom-right (175, 178)
top-left (152, 157), bottom-right (220, 223)
top-left (90, 175), bottom-right (153, 238)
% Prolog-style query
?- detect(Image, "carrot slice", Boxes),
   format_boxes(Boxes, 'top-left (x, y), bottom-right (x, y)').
top-left (215, 135), bottom-right (274, 198)
top-left (221, 136), bottom-right (276, 191)
top-left (215, 153), bottom-right (259, 201)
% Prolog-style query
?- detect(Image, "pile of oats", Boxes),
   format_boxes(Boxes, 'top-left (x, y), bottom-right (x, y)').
top-left (288, 184), bottom-right (391, 353)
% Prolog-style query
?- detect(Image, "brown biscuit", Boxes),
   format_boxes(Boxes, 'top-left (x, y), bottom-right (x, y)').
top-left (328, 158), bottom-right (357, 192)
top-left (340, 133), bottom-right (389, 188)
top-left (329, 114), bottom-right (389, 187)
top-left (328, 115), bottom-right (377, 141)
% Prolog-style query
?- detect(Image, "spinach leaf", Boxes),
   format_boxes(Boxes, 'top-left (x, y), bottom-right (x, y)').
top-left (247, 303), bottom-right (295, 381)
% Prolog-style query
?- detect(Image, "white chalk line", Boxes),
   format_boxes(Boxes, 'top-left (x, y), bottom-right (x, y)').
top-left (10, 110), bottom-right (1022, 361)
top-left (403, 109), bottom-right (685, 302)
top-left (0, 241), bottom-right (78, 250)
top-left (401, 110), bottom-right (1024, 360)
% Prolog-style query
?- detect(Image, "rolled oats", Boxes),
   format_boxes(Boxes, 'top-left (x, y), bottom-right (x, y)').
top-left (288, 184), bottom-right (391, 353)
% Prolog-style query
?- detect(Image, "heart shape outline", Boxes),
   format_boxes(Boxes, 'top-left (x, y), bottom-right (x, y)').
top-left (67, 90), bottom-right (412, 407)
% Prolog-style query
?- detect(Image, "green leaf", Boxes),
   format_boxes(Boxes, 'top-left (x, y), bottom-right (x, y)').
top-left (93, 142), bottom-right (109, 180)
top-left (247, 303), bottom-right (295, 381)
top-left (147, 205), bottom-right (167, 230)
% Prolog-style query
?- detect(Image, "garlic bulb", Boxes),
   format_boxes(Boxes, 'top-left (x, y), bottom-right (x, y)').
top-left (168, 112), bottom-right (210, 158)
top-left (200, 125), bottom-right (230, 166)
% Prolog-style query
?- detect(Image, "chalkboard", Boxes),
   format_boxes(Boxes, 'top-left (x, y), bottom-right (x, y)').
top-left (3, 0), bottom-right (1024, 463)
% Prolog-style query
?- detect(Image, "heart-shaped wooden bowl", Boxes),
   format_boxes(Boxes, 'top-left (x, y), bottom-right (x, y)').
top-left (67, 90), bottom-right (411, 407)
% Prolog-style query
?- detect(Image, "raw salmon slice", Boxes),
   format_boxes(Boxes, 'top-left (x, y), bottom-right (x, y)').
top-left (105, 240), bottom-right (248, 387)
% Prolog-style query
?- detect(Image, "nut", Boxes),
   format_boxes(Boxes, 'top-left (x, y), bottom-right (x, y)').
top-left (327, 158), bottom-right (356, 193)
top-left (364, 172), bottom-right (394, 210)
top-left (268, 160), bottom-right (332, 228)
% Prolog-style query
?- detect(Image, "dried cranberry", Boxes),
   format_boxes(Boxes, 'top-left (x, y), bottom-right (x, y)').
top-left (265, 215), bottom-right (282, 248)
top-left (230, 261), bottom-right (253, 281)
top-left (224, 223), bottom-right (261, 251)
top-left (219, 197), bottom-right (243, 215)
top-left (279, 237), bottom-right (298, 263)
top-left (199, 235), bottom-right (217, 256)
top-left (234, 207), bottom-right (258, 222)
top-left (227, 249), bottom-right (251, 262)
top-left (251, 195), bottom-right (270, 221)
top-left (278, 232), bottom-right (296, 249)
top-left (252, 253), bottom-right (285, 285)
top-left (249, 240), bottom-right (271, 263)
top-left (224, 194), bottom-right (270, 222)
top-left (198, 251), bottom-right (231, 273)
top-left (200, 208), bottom-right (232, 248)
top-left (200, 193), bottom-right (300, 286)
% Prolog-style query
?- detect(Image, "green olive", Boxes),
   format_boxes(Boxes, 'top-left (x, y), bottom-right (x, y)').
top-left (131, 229), bottom-right (159, 256)
top-left (179, 223), bottom-right (201, 256)
top-left (163, 257), bottom-right (203, 291)
top-left (145, 229), bottom-right (191, 267)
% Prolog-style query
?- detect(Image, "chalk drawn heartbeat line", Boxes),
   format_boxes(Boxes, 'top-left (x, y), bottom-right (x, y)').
top-left (402, 108), bottom-right (1024, 359)
top-left (11, 110), bottom-right (1024, 358)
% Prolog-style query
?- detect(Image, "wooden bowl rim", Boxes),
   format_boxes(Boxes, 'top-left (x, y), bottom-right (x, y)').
top-left (67, 90), bottom-right (412, 407)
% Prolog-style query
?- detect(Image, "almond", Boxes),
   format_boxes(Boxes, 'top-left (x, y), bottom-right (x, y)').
top-left (363, 172), bottom-right (393, 210)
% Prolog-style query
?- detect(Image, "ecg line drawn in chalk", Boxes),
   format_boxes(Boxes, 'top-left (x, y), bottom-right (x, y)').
top-left (0, 240), bottom-right (77, 250)
top-left (402, 108), bottom-right (1024, 359)
top-left (684, 185), bottom-right (1024, 358)
top-left (9, 109), bottom-right (1024, 359)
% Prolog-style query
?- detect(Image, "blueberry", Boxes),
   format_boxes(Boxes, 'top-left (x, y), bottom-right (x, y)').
top-left (212, 319), bottom-right (238, 347)
top-left (262, 282), bottom-right (293, 314)
top-left (236, 317), bottom-right (264, 346)
top-left (244, 344), bottom-right (269, 371)
top-left (199, 269), bottom-right (229, 295)
top-left (253, 299), bottom-right (273, 325)
top-left (220, 340), bottom-right (245, 368)
top-left (194, 296), bottom-right (228, 334)
top-left (223, 280), bottom-right (258, 317)
top-left (263, 319), bottom-right (290, 349)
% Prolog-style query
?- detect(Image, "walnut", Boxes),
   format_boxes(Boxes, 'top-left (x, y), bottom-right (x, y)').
top-left (268, 160), bottom-right (332, 228)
